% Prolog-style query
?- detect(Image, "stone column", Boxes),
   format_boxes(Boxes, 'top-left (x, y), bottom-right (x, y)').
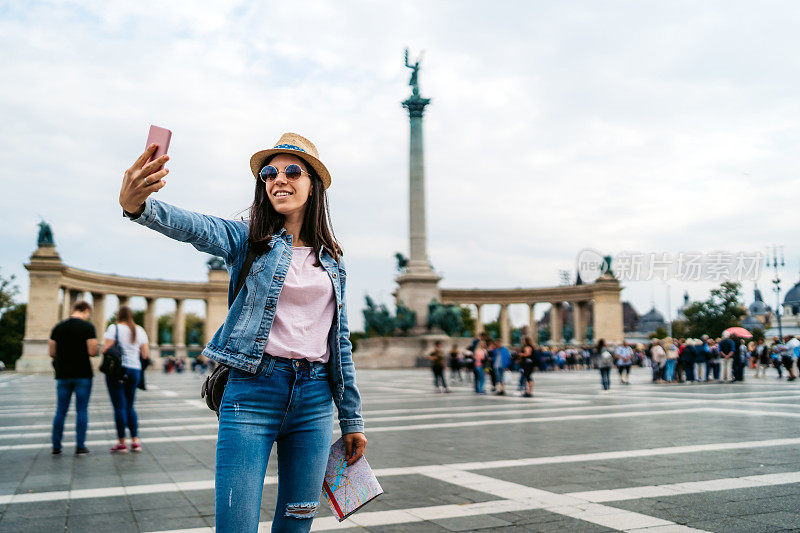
top-left (18, 244), bottom-right (63, 372)
top-left (89, 293), bottom-right (106, 372)
top-left (550, 302), bottom-right (564, 345)
top-left (60, 288), bottom-right (70, 320)
top-left (145, 297), bottom-right (162, 369)
top-left (528, 303), bottom-right (537, 343)
top-left (206, 268), bottom-right (230, 345)
top-left (573, 301), bottom-right (585, 344)
top-left (69, 289), bottom-right (81, 309)
top-left (91, 293), bottom-right (106, 340)
top-left (117, 295), bottom-right (130, 306)
top-left (593, 277), bottom-right (624, 344)
top-left (174, 298), bottom-right (186, 359)
top-left (499, 304), bottom-right (511, 347)
top-left (474, 304), bottom-right (484, 336)
top-left (395, 84), bottom-right (441, 331)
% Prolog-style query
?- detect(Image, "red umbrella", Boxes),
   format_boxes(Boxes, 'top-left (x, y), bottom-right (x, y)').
top-left (723, 326), bottom-right (753, 338)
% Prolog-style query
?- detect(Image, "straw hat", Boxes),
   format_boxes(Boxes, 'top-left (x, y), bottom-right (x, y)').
top-left (249, 133), bottom-right (332, 189)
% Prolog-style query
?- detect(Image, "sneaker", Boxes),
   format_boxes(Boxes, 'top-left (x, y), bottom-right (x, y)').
top-left (131, 442), bottom-right (142, 453)
top-left (75, 447), bottom-right (91, 455)
top-left (51, 448), bottom-right (62, 455)
top-left (444, 389), bottom-right (452, 394)
top-left (110, 443), bottom-right (128, 453)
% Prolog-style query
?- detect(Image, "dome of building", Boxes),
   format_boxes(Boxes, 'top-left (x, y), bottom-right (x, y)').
top-left (639, 307), bottom-right (666, 334)
top-left (784, 281), bottom-right (800, 307)
top-left (741, 315), bottom-right (763, 331)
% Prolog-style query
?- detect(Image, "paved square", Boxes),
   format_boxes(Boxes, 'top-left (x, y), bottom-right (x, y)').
top-left (1, 367), bottom-right (800, 532)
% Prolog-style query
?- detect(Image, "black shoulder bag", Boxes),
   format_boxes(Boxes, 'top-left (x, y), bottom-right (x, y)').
top-left (100, 324), bottom-right (126, 382)
top-left (201, 244), bottom-right (259, 417)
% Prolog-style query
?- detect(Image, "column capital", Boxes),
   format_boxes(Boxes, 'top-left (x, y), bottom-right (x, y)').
top-left (402, 94), bottom-right (431, 118)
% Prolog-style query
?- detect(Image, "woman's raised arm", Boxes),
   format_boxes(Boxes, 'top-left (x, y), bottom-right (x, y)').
top-left (119, 145), bottom-right (248, 263)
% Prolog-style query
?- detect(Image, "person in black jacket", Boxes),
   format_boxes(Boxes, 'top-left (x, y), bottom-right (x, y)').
top-left (49, 301), bottom-right (98, 455)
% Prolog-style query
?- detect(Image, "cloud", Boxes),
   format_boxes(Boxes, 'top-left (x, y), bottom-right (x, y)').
top-left (2, 0), bottom-right (800, 331)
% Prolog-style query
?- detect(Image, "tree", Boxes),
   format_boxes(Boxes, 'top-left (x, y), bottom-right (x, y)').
top-left (0, 303), bottom-right (25, 368)
top-left (649, 327), bottom-right (668, 340)
top-left (460, 306), bottom-right (475, 337)
top-left (0, 268), bottom-right (18, 317)
top-left (682, 281), bottom-right (746, 338)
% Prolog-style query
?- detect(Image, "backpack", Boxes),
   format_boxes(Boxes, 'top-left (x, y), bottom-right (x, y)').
top-left (201, 244), bottom-right (259, 417)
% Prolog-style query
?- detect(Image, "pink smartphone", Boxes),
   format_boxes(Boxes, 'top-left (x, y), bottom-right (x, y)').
top-left (145, 125), bottom-right (172, 164)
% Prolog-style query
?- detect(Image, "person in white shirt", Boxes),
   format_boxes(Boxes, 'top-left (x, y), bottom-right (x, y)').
top-left (101, 306), bottom-right (149, 453)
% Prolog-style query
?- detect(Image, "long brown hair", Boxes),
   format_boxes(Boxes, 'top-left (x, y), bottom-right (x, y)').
top-left (117, 305), bottom-right (137, 343)
top-left (247, 155), bottom-right (342, 266)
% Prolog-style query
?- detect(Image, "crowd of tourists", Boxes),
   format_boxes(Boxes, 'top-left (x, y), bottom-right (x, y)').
top-left (427, 331), bottom-right (800, 396)
top-left (49, 301), bottom-right (149, 455)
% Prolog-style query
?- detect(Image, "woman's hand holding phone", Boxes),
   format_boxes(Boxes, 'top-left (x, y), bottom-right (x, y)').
top-left (119, 144), bottom-right (169, 216)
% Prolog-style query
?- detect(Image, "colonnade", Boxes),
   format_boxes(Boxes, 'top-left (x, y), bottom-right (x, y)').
top-left (440, 272), bottom-right (624, 348)
top-left (17, 243), bottom-right (229, 372)
top-left (471, 300), bottom-right (593, 347)
top-left (57, 288), bottom-right (199, 366)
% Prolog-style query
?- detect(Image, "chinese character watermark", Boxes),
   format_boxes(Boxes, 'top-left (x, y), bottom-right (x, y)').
top-left (576, 248), bottom-right (764, 283)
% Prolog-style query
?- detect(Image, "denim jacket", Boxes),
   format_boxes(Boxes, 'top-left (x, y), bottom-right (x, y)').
top-left (128, 197), bottom-right (364, 434)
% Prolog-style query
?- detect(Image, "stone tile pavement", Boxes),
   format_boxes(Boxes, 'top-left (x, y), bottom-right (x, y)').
top-left (1, 365), bottom-right (800, 532)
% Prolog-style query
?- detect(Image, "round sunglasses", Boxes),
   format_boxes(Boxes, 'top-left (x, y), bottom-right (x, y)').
top-left (258, 164), bottom-right (311, 183)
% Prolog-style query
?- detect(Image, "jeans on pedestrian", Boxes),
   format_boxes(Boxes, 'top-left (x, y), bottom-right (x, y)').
top-left (106, 367), bottom-right (141, 439)
top-left (599, 367), bottom-right (611, 390)
top-left (664, 359), bottom-right (676, 382)
top-left (215, 356), bottom-right (334, 533)
top-left (474, 367), bottom-right (485, 393)
top-left (432, 366), bottom-right (447, 389)
top-left (52, 377), bottom-right (92, 450)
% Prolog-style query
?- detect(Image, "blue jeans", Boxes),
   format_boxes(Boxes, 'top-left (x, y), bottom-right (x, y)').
top-left (474, 367), bottom-right (485, 393)
top-left (215, 356), bottom-right (334, 533)
top-left (106, 367), bottom-right (141, 439)
top-left (599, 367), bottom-right (611, 390)
top-left (665, 359), bottom-right (677, 382)
top-left (52, 377), bottom-right (92, 450)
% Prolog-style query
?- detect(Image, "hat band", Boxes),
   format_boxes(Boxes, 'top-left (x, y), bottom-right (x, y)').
top-left (274, 143), bottom-right (306, 153)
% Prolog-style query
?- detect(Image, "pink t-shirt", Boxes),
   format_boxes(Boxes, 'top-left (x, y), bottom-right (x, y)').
top-left (264, 246), bottom-right (335, 363)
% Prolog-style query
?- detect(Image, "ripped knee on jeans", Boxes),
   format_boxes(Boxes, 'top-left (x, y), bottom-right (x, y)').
top-left (285, 501), bottom-right (318, 519)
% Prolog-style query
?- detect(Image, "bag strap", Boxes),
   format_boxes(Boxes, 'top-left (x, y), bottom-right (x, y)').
top-left (230, 243), bottom-right (258, 308)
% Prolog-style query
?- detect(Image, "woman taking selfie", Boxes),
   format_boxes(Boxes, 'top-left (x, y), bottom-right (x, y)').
top-left (118, 133), bottom-right (366, 532)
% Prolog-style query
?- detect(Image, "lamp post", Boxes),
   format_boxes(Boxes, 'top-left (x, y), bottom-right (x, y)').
top-left (767, 245), bottom-right (785, 340)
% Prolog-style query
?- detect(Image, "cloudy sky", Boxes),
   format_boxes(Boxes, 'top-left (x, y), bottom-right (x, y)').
top-left (2, 0), bottom-right (800, 331)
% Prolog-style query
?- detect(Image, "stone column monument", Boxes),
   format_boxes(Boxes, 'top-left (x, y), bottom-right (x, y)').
top-left (18, 221), bottom-right (64, 372)
top-left (395, 48), bottom-right (442, 330)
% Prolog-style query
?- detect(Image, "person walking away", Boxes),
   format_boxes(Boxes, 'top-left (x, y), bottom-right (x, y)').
top-left (493, 341), bottom-right (511, 395)
top-left (719, 332), bottom-right (736, 382)
top-left (650, 340), bottom-right (666, 383)
top-left (448, 343), bottom-right (463, 383)
top-left (614, 341), bottom-right (633, 384)
top-left (49, 301), bottom-right (98, 455)
top-left (102, 306), bottom-right (149, 452)
top-left (473, 341), bottom-right (487, 394)
top-left (427, 340), bottom-right (450, 393)
top-left (597, 339), bottom-right (613, 392)
top-left (782, 336), bottom-right (798, 381)
top-left (520, 337), bottom-right (536, 397)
